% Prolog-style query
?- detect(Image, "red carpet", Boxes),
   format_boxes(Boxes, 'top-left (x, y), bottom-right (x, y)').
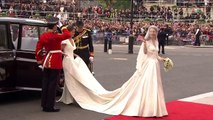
top-left (104, 101), bottom-right (213, 120)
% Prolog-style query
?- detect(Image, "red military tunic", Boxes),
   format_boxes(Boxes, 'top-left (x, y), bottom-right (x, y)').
top-left (35, 29), bottom-right (71, 69)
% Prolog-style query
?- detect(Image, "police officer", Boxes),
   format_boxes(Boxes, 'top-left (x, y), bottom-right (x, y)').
top-left (73, 20), bottom-right (94, 71)
top-left (104, 27), bottom-right (113, 54)
top-left (35, 17), bottom-right (71, 112)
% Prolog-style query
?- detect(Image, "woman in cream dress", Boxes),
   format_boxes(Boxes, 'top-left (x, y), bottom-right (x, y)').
top-left (58, 25), bottom-right (168, 117)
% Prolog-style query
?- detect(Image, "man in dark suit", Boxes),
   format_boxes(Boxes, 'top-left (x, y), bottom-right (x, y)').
top-left (158, 28), bottom-right (167, 54)
top-left (194, 25), bottom-right (202, 46)
top-left (164, 24), bottom-right (173, 45)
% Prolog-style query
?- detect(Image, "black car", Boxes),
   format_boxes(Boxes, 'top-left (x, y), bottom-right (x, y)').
top-left (0, 17), bottom-right (62, 93)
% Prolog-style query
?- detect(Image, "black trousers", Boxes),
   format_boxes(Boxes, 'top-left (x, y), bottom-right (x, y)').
top-left (104, 38), bottom-right (112, 52)
top-left (41, 68), bottom-right (60, 109)
top-left (194, 38), bottom-right (200, 46)
top-left (158, 42), bottom-right (165, 54)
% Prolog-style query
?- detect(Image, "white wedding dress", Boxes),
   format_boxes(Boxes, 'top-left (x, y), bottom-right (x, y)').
top-left (58, 39), bottom-right (168, 117)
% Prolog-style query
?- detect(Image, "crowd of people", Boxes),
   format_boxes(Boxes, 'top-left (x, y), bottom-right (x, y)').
top-left (1, 0), bottom-right (210, 118)
top-left (0, 0), bottom-right (212, 21)
top-left (0, 0), bottom-right (70, 18)
top-left (1, 0), bottom-right (212, 47)
top-left (75, 19), bottom-right (213, 46)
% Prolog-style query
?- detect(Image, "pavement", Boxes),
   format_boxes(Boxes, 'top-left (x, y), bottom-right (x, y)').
top-left (1, 44), bottom-right (213, 120)
top-left (184, 44), bottom-right (213, 48)
top-left (166, 44), bottom-right (213, 106)
top-left (179, 91), bottom-right (213, 105)
top-left (97, 43), bottom-right (213, 106)
top-left (158, 44), bottom-right (213, 106)
top-left (95, 43), bottom-right (213, 106)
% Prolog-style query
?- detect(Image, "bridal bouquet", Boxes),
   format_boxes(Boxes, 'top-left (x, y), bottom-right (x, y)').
top-left (164, 58), bottom-right (174, 72)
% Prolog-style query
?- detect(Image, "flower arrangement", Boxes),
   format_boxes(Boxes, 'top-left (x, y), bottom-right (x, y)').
top-left (164, 58), bottom-right (174, 72)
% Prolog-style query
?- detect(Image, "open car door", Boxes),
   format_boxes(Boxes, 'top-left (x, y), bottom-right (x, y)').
top-left (15, 25), bottom-right (44, 91)
top-left (0, 23), bottom-right (17, 93)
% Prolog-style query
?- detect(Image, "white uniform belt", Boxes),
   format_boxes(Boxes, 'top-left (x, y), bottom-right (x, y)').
top-left (42, 50), bottom-right (62, 69)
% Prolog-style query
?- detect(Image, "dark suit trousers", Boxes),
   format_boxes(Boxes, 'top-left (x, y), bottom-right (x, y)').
top-left (41, 68), bottom-right (60, 109)
top-left (194, 38), bottom-right (201, 46)
top-left (158, 42), bottom-right (165, 54)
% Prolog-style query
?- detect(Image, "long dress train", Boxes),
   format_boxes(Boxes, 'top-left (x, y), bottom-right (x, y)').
top-left (58, 39), bottom-right (168, 117)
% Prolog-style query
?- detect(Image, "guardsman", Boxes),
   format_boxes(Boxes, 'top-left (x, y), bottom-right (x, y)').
top-left (73, 20), bottom-right (94, 71)
top-left (35, 17), bottom-right (71, 112)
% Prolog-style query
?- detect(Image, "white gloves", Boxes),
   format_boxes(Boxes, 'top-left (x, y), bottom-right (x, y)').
top-left (38, 65), bottom-right (43, 70)
top-left (89, 57), bottom-right (94, 62)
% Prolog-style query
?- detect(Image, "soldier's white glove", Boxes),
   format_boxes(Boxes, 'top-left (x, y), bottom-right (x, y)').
top-left (89, 57), bottom-right (94, 62)
top-left (38, 65), bottom-right (43, 70)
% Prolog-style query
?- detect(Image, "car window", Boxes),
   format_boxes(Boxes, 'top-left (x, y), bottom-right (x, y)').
top-left (21, 25), bottom-right (39, 51)
top-left (0, 24), bottom-right (8, 50)
top-left (39, 27), bottom-right (47, 35)
top-left (11, 24), bottom-right (19, 49)
top-left (20, 26), bottom-right (47, 51)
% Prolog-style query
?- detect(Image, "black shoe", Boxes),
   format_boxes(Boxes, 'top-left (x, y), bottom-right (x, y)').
top-left (43, 108), bottom-right (60, 112)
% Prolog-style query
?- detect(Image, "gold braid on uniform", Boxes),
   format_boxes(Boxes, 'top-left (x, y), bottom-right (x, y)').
top-left (74, 29), bottom-right (88, 49)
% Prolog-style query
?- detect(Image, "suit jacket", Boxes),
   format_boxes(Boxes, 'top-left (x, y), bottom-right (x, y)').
top-left (195, 29), bottom-right (201, 40)
top-left (158, 30), bottom-right (167, 44)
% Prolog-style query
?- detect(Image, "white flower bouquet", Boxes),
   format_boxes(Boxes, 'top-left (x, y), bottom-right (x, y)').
top-left (164, 58), bottom-right (174, 72)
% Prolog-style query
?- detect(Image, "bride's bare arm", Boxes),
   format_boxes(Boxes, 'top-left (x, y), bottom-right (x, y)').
top-left (143, 41), bottom-right (147, 54)
top-left (158, 55), bottom-right (166, 62)
top-left (61, 44), bottom-right (66, 51)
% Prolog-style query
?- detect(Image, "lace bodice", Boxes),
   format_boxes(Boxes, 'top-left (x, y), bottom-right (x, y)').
top-left (62, 39), bottom-right (76, 58)
top-left (146, 41), bottom-right (159, 59)
top-left (136, 40), bottom-right (159, 71)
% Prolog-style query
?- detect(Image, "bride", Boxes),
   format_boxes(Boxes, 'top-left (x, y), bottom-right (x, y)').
top-left (58, 25), bottom-right (168, 117)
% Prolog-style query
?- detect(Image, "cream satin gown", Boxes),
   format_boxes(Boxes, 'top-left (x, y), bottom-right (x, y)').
top-left (58, 39), bottom-right (168, 117)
